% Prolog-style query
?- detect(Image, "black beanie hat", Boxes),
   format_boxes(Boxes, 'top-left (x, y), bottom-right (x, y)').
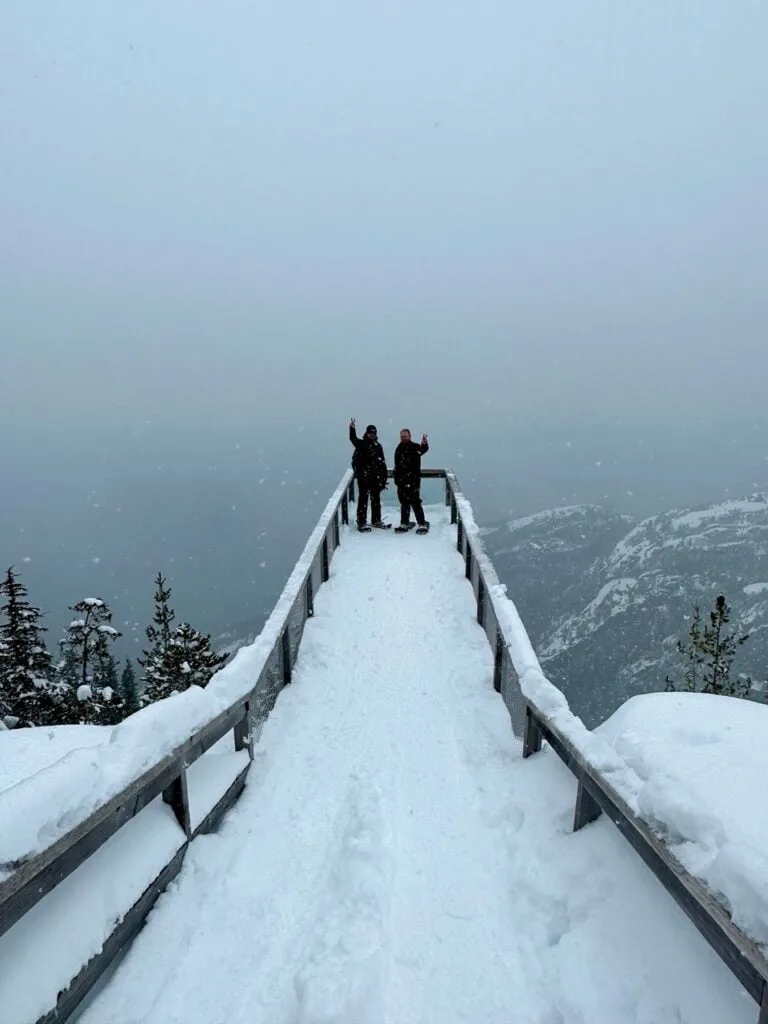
top-left (366, 424), bottom-right (377, 434)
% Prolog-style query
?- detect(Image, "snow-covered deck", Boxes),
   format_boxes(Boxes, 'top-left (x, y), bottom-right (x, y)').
top-left (72, 507), bottom-right (752, 1024)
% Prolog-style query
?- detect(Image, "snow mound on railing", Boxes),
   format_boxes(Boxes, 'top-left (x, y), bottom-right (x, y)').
top-left (598, 691), bottom-right (768, 949)
top-left (0, 687), bottom-right (223, 871)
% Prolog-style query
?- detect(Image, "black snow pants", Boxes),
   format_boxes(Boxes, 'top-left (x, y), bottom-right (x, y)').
top-left (397, 481), bottom-right (425, 526)
top-left (357, 481), bottom-right (383, 527)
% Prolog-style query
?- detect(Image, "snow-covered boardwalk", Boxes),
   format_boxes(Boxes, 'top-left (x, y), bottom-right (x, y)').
top-left (78, 508), bottom-right (753, 1024)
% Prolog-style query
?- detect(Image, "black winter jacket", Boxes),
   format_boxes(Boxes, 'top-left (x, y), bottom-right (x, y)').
top-left (349, 426), bottom-right (388, 489)
top-left (393, 438), bottom-right (429, 487)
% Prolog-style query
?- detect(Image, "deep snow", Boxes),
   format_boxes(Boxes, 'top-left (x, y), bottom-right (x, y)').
top-left (597, 691), bottom-right (768, 949)
top-left (73, 506), bottom-right (755, 1024)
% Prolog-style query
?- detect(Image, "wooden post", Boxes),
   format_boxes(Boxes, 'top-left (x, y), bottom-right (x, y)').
top-left (573, 778), bottom-right (602, 831)
top-left (163, 767), bottom-right (191, 838)
top-left (477, 576), bottom-right (485, 627)
top-left (522, 705), bottom-right (543, 758)
top-left (341, 492), bottom-right (349, 526)
top-left (282, 627), bottom-right (292, 685)
top-left (492, 628), bottom-right (504, 693)
top-left (465, 544), bottom-right (472, 581)
top-left (321, 536), bottom-right (330, 582)
top-left (457, 517), bottom-right (464, 553)
top-left (759, 985), bottom-right (768, 1024)
top-left (444, 475), bottom-right (451, 505)
top-left (450, 496), bottom-right (458, 525)
top-left (348, 478), bottom-right (356, 503)
top-left (306, 574), bottom-right (314, 618)
top-left (333, 509), bottom-right (340, 549)
top-left (234, 701), bottom-right (254, 758)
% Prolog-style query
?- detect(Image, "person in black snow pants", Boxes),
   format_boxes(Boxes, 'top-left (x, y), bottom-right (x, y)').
top-left (349, 419), bottom-right (389, 531)
top-left (393, 428), bottom-right (430, 533)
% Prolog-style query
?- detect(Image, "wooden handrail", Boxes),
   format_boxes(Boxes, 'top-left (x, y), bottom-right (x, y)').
top-left (445, 469), bottom-right (768, 1023)
top-left (0, 468), bottom-right (355, 1023)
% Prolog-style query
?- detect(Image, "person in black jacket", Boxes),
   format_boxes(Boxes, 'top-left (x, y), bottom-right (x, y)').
top-left (393, 428), bottom-right (430, 532)
top-left (349, 419), bottom-right (389, 531)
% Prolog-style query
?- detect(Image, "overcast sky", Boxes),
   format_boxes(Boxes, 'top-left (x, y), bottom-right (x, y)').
top-left (2, 1), bottom-right (768, 643)
top-left (3, 0), bottom-right (767, 436)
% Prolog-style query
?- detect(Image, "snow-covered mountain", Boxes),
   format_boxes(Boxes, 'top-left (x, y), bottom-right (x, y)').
top-left (484, 495), bottom-right (768, 727)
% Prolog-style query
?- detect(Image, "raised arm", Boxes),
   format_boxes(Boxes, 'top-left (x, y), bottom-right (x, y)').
top-left (349, 418), bottom-right (362, 448)
top-left (419, 432), bottom-right (429, 455)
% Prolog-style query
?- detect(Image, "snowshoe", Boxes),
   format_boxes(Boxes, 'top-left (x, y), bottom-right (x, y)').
top-left (372, 521), bottom-right (392, 529)
top-left (394, 523), bottom-right (416, 533)
top-left (357, 524), bottom-right (372, 532)
top-left (416, 522), bottom-right (430, 534)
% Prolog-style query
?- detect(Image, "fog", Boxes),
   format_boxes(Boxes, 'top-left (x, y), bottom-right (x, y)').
top-left (2, 1), bottom-right (767, 652)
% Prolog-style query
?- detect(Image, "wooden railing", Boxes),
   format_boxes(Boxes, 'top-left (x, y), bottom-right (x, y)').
top-left (444, 468), bottom-right (768, 1024)
top-left (2, 467), bottom-right (767, 1023)
top-left (0, 469), bottom-right (356, 1024)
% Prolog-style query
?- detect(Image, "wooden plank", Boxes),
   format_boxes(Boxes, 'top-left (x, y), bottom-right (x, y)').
top-left (522, 704), bottom-right (544, 758)
top-left (321, 536), bottom-right (329, 582)
top-left (533, 712), bottom-right (768, 1006)
top-left (183, 701), bottom-right (247, 763)
top-left (573, 779), bottom-right (601, 831)
top-left (492, 628), bottom-right (503, 694)
top-left (0, 688), bottom-right (251, 939)
top-left (282, 628), bottom-right (292, 685)
top-left (760, 986), bottom-right (768, 1024)
top-left (36, 844), bottom-right (188, 1024)
top-left (192, 764), bottom-right (251, 839)
top-left (233, 702), bottom-right (253, 758)
top-left (476, 576), bottom-right (485, 627)
top-left (162, 767), bottom-right (192, 838)
top-left (0, 755), bottom-right (180, 940)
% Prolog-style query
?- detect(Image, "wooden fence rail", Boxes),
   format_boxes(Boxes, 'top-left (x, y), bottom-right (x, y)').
top-left (447, 469), bottom-right (768, 1024)
top-left (0, 469), bottom-right (357, 1024)
top-left (1, 467), bottom-right (767, 1023)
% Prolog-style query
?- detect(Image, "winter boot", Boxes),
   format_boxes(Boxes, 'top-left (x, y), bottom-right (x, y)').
top-left (416, 521), bottom-right (430, 534)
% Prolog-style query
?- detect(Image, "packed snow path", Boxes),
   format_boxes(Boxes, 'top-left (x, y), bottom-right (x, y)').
top-left (79, 507), bottom-right (753, 1024)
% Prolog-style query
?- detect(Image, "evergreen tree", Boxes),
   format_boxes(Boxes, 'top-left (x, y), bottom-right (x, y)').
top-left (94, 654), bottom-right (127, 726)
top-left (62, 598), bottom-right (123, 723)
top-left (165, 622), bottom-right (228, 691)
top-left (666, 594), bottom-right (753, 698)
top-left (120, 658), bottom-right (140, 716)
top-left (0, 567), bottom-right (56, 727)
top-left (139, 573), bottom-right (177, 705)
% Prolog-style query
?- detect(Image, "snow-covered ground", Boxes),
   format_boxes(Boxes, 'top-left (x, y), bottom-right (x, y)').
top-left (597, 691), bottom-right (768, 948)
top-left (70, 506), bottom-right (755, 1024)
